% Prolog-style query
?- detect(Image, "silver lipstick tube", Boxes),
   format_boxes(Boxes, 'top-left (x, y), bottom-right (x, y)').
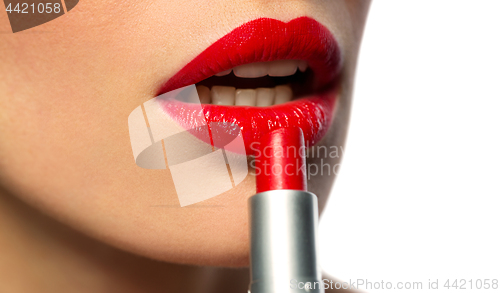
top-left (248, 190), bottom-right (324, 293)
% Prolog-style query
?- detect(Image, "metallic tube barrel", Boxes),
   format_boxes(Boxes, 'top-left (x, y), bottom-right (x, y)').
top-left (248, 190), bottom-right (324, 293)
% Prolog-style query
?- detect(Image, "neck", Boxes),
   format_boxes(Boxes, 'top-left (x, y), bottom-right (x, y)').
top-left (0, 188), bottom-right (249, 293)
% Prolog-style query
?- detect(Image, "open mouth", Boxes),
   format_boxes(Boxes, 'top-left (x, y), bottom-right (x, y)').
top-left (157, 17), bottom-right (341, 154)
top-left (195, 60), bottom-right (312, 106)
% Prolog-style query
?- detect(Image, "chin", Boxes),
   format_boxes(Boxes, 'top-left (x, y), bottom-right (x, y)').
top-left (91, 174), bottom-right (257, 268)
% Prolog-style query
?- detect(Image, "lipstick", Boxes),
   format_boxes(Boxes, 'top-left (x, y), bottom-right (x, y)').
top-left (249, 127), bottom-right (324, 293)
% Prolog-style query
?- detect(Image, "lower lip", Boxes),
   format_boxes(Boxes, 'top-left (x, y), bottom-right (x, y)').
top-left (160, 89), bottom-right (338, 155)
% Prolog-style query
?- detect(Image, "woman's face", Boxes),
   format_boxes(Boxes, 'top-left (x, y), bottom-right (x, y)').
top-left (0, 1), bottom-right (370, 266)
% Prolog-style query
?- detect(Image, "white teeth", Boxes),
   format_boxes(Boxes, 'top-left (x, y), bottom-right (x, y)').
top-left (223, 60), bottom-right (307, 78)
top-left (256, 88), bottom-right (275, 107)
top-left (211, 86), bottom-right (235, 105)
top-left (197, 85), bottom-right (292, 107)
top-left (196, 85), bottom-right (211, 104)
top-left (215, 69), bottom-right (232, 76)
top-left (298, 60), bottom-right (308, 72)
top-left (235, 89), bottom-right (257, 106)
top-left (202, 60), bottom-right (304, 105)
top-left (274, 85), bottom-right (293, 105)
top-left (233, 62), bottom-right (268, 78)
top-left (268, 60), bottom-right (298, 77)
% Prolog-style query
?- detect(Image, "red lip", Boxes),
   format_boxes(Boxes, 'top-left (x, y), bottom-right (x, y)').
top-left (158, 17), bottom-right (341, 154)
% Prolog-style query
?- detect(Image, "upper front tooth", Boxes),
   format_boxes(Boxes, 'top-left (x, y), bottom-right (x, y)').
top-left (298, 60), bottom-right (308, 72)
top-left (233, 62), bottom-right (268, 78)
top-left (268, 60), bottom-right (298, 77)
top-left (229, 60), bottom-right (306, 78)
top-left (211, 86), bottom-right (235, 105)
top-left (235, 89), bottom-right (257, 106)
top-left (215, 69), bottom-right (232, 76)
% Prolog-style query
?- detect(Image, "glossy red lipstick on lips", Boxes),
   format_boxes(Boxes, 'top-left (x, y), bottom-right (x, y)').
top-left (159, 17), bottom-right (341, 155)
top-left (249, 127), bottom-right (324, 293)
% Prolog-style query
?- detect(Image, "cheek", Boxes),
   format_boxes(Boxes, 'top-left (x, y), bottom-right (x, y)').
top-left (0, 1), bottom-right (187, 201)
top-left (0, 59), bottom-right (257, 268)
top-left (0, 2), bottom-right (258, 266)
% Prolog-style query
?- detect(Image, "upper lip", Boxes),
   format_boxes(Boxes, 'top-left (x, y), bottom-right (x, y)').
top-left (158, 17), bottom-right (341, 95)
top-left (156, 17), bottom-right (342, 154)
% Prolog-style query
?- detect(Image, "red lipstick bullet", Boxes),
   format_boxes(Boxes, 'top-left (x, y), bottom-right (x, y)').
top-left (249, 127), bottom-right (324, 293)
top-left (256, 127), bottom-right (307, 193)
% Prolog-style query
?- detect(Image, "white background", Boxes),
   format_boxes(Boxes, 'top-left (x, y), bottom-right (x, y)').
top-left (319, 1), bottom-right (500, 292)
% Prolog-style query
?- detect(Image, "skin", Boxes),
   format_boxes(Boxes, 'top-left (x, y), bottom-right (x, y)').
top-left (0, 1), bottom-right (370, 292)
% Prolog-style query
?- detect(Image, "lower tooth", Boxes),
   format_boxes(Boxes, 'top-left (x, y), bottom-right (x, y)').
top-left (211, 86), bottom-right (235, 105)
top-left (256, 88), bottom-right (275, 107)
top-left (196, 85), bottom-right (211, 104)
top-left (274, 85), bottom-right (293, 105)
top-left (235, 89), bottom-right (257, 106)
top-left (204, 85), bottom-right (292, 106)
